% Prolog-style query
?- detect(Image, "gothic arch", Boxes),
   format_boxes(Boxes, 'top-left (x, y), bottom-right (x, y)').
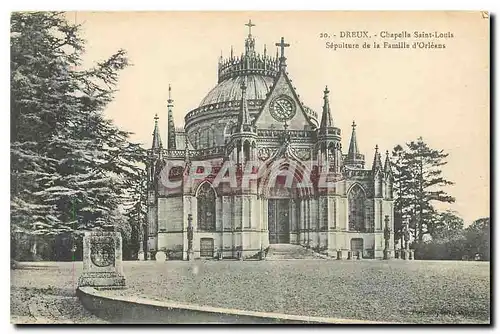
top-left (196, 181), bottom-right (217, 232)
top-left (259, 159), bottom-right (314, 199)
top-left (348, 183), bottom-right (366, 232)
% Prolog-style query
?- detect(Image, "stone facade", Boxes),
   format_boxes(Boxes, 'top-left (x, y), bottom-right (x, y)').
top-left (144, 23), bottom-right (394, 260)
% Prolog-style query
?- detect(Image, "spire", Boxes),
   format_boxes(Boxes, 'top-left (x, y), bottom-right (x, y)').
top-left (344, 121), bottom-right (365, 168)
top-left (348, 121), bottom-right (359, 157)
top-left (152, 114), bottom-right (162, 150)
top-left (238, 77), bottom-right (251, 131)
top-left (384, 150), bottom-right (392, 173)
top-left (372, 144), bottom-right (383, 171)
top-left (167, 84), bottom-right (176, 150)
top-left (319, 86), bottom-right (333, 130)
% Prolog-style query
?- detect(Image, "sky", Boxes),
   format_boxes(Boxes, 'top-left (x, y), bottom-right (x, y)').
top-left (71, 11), bottom-right (489, 224)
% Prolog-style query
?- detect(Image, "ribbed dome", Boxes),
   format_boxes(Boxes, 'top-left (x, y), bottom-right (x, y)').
top-left (199, 74), bottom-right (275, 107)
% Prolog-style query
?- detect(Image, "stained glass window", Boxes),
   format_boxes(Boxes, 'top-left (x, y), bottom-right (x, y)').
top-left (197, 183), bottom-right (216, 231)
top-left (348, 184), bottom-right (365, 232)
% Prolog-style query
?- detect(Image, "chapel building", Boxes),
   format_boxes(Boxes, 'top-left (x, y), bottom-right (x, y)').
top-left (144, 22), bottom-right (395, 260)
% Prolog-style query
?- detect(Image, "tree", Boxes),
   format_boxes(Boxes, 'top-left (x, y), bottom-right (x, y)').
top-left (431, 210), bottom-right (464, 240)
top-left (122, 169), bottom-right (148, 259)
top-left (464, 218), bottom-right (490, 261)
top-left (391, 144), bottom-right (416, 246)
top-left (391, 137), bottom-right (455, 243)
top-left (11, 12), bottom-right (147, 256)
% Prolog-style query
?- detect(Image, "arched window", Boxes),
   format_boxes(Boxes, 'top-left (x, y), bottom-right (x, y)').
top-left (197, 183), bottom-right (216, 231)
top-left (243, 140), bottom-right (251, 162)
top-left (348, 184), bottom-right (365, 232)
top-left (207, 129), bottom-right (213, 148)
top-left (194, 131), bottom-right (200, 149)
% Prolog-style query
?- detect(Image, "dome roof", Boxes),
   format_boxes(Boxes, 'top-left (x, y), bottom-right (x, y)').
top-left (199, 74), bottom-right (275, 107)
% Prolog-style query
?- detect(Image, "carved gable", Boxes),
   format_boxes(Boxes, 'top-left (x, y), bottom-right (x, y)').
top-left (254, 71), bottom-right (314, 130)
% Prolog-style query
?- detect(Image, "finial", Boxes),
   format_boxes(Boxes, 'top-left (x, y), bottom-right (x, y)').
top-left (231, 45), bottom-right (234, 59)
top-left (167, 84), bottom-right (173, 105)
top-left (264, 44), bottom-right (267, 56)
top-left (275, 36), bottom-right (290, 60)
top-left (386, 150), bottom-right (389, 156)
top-left (245, 19), bottom-right (256, 36)
top-left (324, 85), bottom-right (330, 95)
top-left (352, 121), bottom-right (356, 128)
top-left (154, 113), bottom-right (159, 122)
top-left (375, 144), bottom-right (379, 151)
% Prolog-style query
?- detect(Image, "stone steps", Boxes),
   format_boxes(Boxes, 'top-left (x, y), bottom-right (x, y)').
top-left (266, 244), bottom-right (324, 260)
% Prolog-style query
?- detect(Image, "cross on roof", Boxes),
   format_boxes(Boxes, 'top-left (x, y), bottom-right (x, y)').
top-left (245, 19), bottom-right (255, 36)
top-left (275, 37), bottom-right (290, 59)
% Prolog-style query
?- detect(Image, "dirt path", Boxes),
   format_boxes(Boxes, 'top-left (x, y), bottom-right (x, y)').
top-left (11, 262), bottom-right (106, 324)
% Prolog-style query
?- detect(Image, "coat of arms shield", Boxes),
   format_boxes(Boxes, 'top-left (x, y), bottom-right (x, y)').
top-left (90, 238), bottom-right (115, 267)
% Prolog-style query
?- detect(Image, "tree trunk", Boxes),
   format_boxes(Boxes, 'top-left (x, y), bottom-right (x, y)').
top-left (31, 237), bottom-right (37, 260)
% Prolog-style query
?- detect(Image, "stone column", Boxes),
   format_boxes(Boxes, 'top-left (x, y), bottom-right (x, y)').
top-left (299, 199), bottom-right (305, 244)
top-left (290, 199), bottom-right (297, 244)
top-left (262, 196), bottom-right (269, 249)
top-left (187, 214), bottom-right (194, 261)
top-left (383, 215), bottom-right (392, 260)
top-left (222, 196), bottom-right (231, 258)
top-left (305, 197), bottom-right (311, 247)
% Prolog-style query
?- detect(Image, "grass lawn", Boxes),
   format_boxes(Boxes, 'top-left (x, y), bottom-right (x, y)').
top-left (11, 260), bottom-right (490, 324)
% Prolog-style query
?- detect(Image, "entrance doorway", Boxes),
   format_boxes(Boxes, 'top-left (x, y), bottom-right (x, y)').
top-left (200, 238), bottom-right (214, 258)
top-left (268, 199), bottom-right (290, 244)
top-left (350, 238), bottom-right (364, 259)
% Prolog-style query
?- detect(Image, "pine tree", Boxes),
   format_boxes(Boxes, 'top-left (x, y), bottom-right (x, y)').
top-left (11, 12), bottom-right (147, 249)
top-left (391, 137), bottom-right (455, 243)
top-left (391, 145), bottom-right (416, 246)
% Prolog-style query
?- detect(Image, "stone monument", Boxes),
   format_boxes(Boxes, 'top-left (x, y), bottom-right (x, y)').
top-left (78, 231), bottom-right (126, 288)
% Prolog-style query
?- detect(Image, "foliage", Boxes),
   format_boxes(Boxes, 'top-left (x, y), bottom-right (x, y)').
top-left (390, 137), bottom-right (455, 243)
top-left (464, 217), bottom-right (490, 261)
top-left (431, 210), bottom-right (465, 240)
top-left (10, 12), bottom-right (147, 257)
top-left (414, 215), bottom-right (490, 261)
